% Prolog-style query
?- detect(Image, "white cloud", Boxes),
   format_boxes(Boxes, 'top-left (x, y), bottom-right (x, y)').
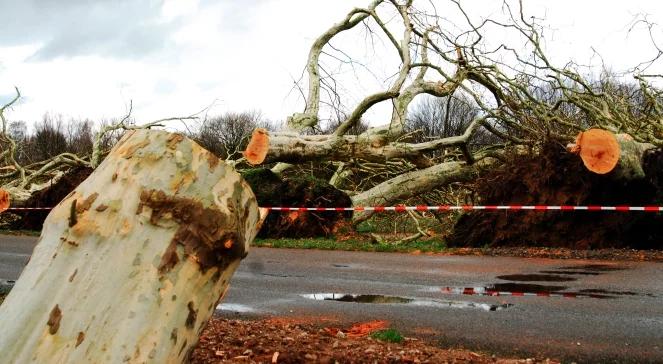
top-left (0, 0), bottom-right (661, 131)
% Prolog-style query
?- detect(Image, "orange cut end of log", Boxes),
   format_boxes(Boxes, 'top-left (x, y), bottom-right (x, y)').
top-left (243, 128), bottom-right (270, 165)
top-left (0, 188), bottom-right (10, 213)
top-left (575, 129), bottom-right (620, 175)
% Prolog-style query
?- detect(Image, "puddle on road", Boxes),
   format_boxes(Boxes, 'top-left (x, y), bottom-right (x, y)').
top-left (437, 263), bottom-right (651, 300)
top-left (441, 285), bottom-right (615, 299)
top-left (216, 303), bottom-right (256, 313)
top-left (304, 293), bottom-right (412, 304)
top-left (496, 274), bottom-right (577, 282)
top-left (332, 264), bottom-right (350, 268)
top-left (489, 283), bottom-right (567, 293)
top-left (301, 293), bottom-right (512, 312)
top-left (558, 264), bottom-right (628, 272)
top-left (539, 270), bottom-right (600, 276)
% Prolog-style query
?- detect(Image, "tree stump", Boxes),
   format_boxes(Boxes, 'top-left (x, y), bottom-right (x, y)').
top-left (0, 129), bottom-right (261, 363)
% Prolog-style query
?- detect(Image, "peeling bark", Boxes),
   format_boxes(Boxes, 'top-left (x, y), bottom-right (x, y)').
top-left (0, 129), bottom-right (261, 363)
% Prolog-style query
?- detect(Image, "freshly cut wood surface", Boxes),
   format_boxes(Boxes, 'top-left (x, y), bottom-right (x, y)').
top-left (575, 129), bottom-right (621, 174)
top-left (0, 188), bottom-right (9, 213)
top-left (243, 128), bottom-right (269, 165)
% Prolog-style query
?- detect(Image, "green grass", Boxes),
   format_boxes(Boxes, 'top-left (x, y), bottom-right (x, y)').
top-left (0, 229), bottom-right (40, 237)
top-left (253, 237), bottom-right (446, 253)
top-left (370, 328), bottom-right (404, 343)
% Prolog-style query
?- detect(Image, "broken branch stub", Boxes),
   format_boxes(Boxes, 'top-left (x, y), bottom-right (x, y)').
top-left (243, 128), bottom-right (270, 165)
top-left (0, 129), bottom-right (261, 363)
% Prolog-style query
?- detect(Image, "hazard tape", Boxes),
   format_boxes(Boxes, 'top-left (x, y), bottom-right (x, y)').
top-left (262, 205), bottom-right (663, 212)
top-left (3, 205), bottom-right (663, 212)
top-left (441, 286), bottom-right (606, 299)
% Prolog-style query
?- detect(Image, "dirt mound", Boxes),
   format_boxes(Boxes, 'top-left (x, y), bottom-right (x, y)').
top-left (3, 167), bottom-right (93, 231)
top-left (242, 168), bottom-right (352, 238)
top-left (449, 144), bottom-right (663, 250)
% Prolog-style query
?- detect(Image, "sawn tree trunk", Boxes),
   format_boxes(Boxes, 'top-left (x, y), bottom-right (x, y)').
top-left (0, 129), bottom-right (261, 363)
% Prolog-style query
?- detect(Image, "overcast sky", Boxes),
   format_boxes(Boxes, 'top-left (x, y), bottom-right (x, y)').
top-left (1, 0), bottom-right (662, 130)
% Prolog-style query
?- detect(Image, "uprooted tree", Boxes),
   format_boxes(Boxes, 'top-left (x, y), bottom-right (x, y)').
top-left (1, 0), bottom-right (663, 362)
top-left (240, 0), bottom-right (663, 236)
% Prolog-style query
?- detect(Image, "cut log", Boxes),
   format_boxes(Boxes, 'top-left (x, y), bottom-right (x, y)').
top-left (0, 129), bottom-right (261, 363)
top-left (567, 129), bottom-right (657, 178)
top-left (243, 128), bottom-right (269, 165)
top-left (0, 188), bottom-right (9, 213)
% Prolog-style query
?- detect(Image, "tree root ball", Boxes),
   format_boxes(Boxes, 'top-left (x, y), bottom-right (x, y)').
top-left (1, 167), bottom-right (94, 231)
top-left (449, 143), bottom-right (663, 250)
top-left (241, 168), bottom-right (352, 238)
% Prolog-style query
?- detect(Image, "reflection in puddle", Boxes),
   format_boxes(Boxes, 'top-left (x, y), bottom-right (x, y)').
top-left (496, 274), bottom-right (577, 282)
top-left (216, 303), bottom-right (256, 313)
top-left (559, 264), bottom-right (627, 272)
top-left (301, 293), bottom-right (512, 311)
top-left (305, 294), bottom-right (412, 304)
top-left (579, 289), bottom-right (655, 297)
top-left (539, 270), bottom-right (600, 276)
top-left (440, 285), bottom-right (642, 299)
top-left (490, 283), bottom-right (567, 293)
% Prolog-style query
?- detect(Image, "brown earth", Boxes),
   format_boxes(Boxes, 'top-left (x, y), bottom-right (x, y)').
top-left (191, 316), bottom-right (559, 364)
top-left (241, 169), bottom-right (352, 239)
top-left (450, 144), bottom-right (663, 250)
top-left (0, 167), bottom-right (93, 231)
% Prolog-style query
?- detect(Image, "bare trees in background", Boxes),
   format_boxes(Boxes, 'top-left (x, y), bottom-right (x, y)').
top-left (2, 0), bottom-right (663, 222)
top-left (193, 111), bottom-right (275, 159)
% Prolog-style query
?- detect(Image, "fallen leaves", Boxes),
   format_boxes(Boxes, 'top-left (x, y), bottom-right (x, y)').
top-left (190, 316), bottom-right (560, 363)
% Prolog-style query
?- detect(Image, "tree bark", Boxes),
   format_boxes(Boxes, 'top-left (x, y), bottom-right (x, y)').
top-left (611, 134), bottom-right (658, 180)
top-left (0, 129), bottom-right (261, 363)
top-left (568, 133), bottom-right (658, 179)
top-left (351, 158), bottom-right (495, 224)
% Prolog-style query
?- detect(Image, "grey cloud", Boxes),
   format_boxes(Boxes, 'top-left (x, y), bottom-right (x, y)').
top-left (0, 0), bottom-right (182, 61)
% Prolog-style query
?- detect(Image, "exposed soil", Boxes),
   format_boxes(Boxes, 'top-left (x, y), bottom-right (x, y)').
top-left (450, 144), bottom-right (663, 250)
top-left (0, 167), bottom-right (93, 231)
top-left (191, 316), bottom-right (558, 364)
top-left (242, 169), bottom-right (352, 238)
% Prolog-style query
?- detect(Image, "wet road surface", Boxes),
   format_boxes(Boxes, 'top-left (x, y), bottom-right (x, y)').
top-left (2, 235), bottom-right (662, 363)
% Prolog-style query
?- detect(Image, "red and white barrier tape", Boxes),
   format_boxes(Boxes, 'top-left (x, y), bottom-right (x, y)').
top-left (262, 205), bottom-right (663, 212)
top-left (3, 205), bottom-right (663, 212)
top-left (441, 287), bottom-right (605, 299)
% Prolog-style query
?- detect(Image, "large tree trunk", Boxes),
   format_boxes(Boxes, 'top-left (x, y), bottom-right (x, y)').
top-left (351, 158), bottom-right (494, 224)
top-left (567, 131), bottom-right (659, 179)
top-left (0, 129), bottom-right (261, 363)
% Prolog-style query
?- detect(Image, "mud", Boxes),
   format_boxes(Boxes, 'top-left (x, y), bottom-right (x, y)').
top-left (138, 189), bottom-right (245, 273)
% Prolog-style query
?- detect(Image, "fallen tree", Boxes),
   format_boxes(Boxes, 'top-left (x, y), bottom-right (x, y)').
top-left (237, 0), bottom-right (663, 231)
top-left (0, 129), bottom-right (263, 362)
top-left (2, 1), bottom-right (663, 240)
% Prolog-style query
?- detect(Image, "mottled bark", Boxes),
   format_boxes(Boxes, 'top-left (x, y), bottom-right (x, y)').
top-left (351, 157), bottom-right (495, 224)
top-left (0, 130), bottom-right (260, 363)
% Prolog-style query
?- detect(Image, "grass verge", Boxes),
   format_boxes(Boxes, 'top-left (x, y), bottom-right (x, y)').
top-left (253, 237), bottom-right (446, 253)
top-left (0, 229), bottom-right (40, 237)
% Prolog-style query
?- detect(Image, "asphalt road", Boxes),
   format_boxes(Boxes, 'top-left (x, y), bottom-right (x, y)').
top-left (1, 235), bottom-right (662, 363)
